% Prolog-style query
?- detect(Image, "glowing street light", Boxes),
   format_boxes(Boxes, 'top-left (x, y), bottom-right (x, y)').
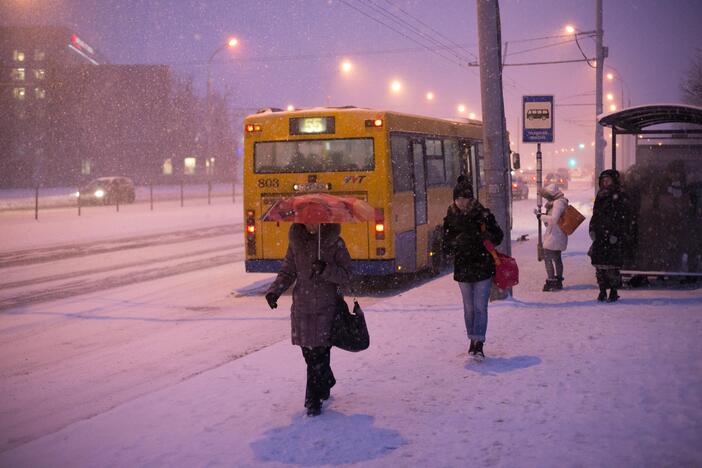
top-left (207, 36), bottom-right (239, 173)
top-left (426, 91), bottom-right (434, 101)
top-left (390, 80), bottom-right (402, 93)
top-left (340, 60), bottom-right (352, 74)
top-left (578, 143), bottom-right (585, 150)
top-left (606, 93), bottom-right (614, 101)
top-left (286, 104), bottom-right (295, 111)
top-left (457, 104), bottom-right (466, 113)
top-left (609, 104), bottom-right (617, 111)
top-left (607, 72), bottom-right (614, 80)
top-left (565, 24), bottom-right (576, 34)
top-left (469, 112), bottom-right (476, 120)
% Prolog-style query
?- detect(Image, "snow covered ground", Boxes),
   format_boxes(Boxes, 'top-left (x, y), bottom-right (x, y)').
top-left (1, 184), bottom-right (701, 467)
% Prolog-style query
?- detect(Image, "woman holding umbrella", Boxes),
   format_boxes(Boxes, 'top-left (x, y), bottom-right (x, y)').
top-left (264, 222), bottom-right (352, 416)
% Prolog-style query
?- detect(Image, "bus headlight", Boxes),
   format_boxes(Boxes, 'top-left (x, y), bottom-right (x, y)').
top-left (95, 189), bottom-right (105, 198)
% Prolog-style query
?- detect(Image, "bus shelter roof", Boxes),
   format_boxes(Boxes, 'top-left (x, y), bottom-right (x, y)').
top-left (598, 104), bottom-right (702, 134)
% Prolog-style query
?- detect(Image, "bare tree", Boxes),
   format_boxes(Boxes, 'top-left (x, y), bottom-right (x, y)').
top-left (680, 48), bottom-right (702, 106)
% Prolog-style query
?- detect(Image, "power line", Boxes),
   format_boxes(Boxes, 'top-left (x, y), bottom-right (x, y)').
top-left (506, 37), bottom-right (576, 58)
top-left (381, 0), bottom-right (478, 61)
top-left (361, 0), bottom-right (472, 65)
top-left (337, 0), bottom-right (475, 72)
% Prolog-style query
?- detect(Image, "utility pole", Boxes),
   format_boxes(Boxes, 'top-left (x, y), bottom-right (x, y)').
top-left (594, 0), bottom-right (606, 193)
top-left (477, 0), bottom-right (511, 296)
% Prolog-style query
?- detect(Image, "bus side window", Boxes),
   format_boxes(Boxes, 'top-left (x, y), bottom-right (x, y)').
top-left (425, 138), bottom-right (446, 185)
top-left (391, 134), bottom-right (413, 192)
top-left (444, 138), bottom-right (460, 183)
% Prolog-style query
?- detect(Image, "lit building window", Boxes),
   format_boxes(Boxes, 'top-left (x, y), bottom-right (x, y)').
top-left (11, 68), bottom-right (26, 81)
top-left (184, 157), bottom-right (197, 175)
top-left (35, 88), bottom-right (46, 99)
top-left (162, 158), bottom-right (173, 175)
top-left (13, 50), bottom-right (25, 62)
top-left (205, 157), bottom-right (215, 175)
top-left (13, 88), bottom-right (26, 100)
top-left (35, 49), bottom-right (46, 61)
top-left (81, 160), bottom-right (92, 175)
top-left (34, 69), bottom-right (46, 80)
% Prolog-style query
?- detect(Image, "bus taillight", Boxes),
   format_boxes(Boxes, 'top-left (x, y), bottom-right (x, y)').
top-left (375, 208), bottom-right (385, 240)
top-left (246, 210), bottom-right (256, 254)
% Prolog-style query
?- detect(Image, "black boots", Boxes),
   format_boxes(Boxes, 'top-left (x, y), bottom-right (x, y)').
top-left (306, 400), bottom-right (322, 417)
top-left (474, 341), bottom-right (485, 359)
top-left (555, 276), bottom-right (564, 290)
top-left (469, 340), bottom-right (485, 358)
top-left (543, 277), bottom-right (564, 291)
top-left (607, 288), bottom-right (619, 302)
top-left (597, 288), bottom-right (607, 301)
top-left (597, 288), bottom-right (619, 302)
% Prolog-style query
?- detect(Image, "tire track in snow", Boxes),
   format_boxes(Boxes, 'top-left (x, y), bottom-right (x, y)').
top-left (0, 250), bottom-right (245, 311)
top-left (0, 242), bottom-right (244, 291)
top-left (0, 223), bottom-right (242, 268)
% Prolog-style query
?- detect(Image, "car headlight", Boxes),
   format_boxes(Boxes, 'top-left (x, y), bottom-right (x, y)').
top-left (95, 189), bottom-right (105, 198)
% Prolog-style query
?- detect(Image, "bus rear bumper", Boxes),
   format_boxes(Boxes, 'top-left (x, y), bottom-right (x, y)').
top-left (245, 259), bottom-right (396, 276)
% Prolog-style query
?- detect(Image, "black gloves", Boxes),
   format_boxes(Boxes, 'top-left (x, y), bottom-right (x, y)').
top-left (311, 260), bottom-right (326, 277)
top-left (265, 292), bottom-right (278, 309)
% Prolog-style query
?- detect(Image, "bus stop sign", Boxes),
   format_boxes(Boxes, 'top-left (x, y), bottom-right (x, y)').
top-left (523, 95), bottom-right (554, 143)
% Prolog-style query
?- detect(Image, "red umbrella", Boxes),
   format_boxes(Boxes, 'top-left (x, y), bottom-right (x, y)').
top-left (261, 193), bottom-right (375, 258)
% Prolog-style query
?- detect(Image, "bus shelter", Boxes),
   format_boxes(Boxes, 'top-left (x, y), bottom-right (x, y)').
top-left (598, 104), bottom-right (702, 279)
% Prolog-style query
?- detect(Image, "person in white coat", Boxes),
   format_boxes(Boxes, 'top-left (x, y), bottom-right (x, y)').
top-left (538, 184), bottom-right (569, 291)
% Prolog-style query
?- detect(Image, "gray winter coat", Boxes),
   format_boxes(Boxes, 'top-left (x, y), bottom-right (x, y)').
top-left (266, 223), bottom-right (352, 347)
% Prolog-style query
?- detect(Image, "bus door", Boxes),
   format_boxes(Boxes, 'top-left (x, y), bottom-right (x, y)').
top-left (411, 140), bottom-right (428, 226)
top-left (459, 139), bottom-right (479, 201)
top-left (411, 139), bottom-right (429, 270)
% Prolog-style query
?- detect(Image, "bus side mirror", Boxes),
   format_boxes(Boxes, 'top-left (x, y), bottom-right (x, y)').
top-left (512, 152), bottom-right (520, 170)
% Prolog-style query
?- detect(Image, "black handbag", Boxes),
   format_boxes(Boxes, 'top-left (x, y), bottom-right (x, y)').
top-left (331, 294), bottom-right (369, 352)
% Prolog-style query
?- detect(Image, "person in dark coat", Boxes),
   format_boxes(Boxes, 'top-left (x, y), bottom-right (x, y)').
top-left (442, 176), bottom-right (504, 359)
top-left (589, 169), bottom-right (634, 302)
top-left (264, 223), bottom-right (352, 416)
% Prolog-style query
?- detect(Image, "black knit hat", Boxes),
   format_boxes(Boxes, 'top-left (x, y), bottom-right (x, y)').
top-left (598, 169), bottom-right (620, 187)
top-left (453, 175), bottom-right (474, 200)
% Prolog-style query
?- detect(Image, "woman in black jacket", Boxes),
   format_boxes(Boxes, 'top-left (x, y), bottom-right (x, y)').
top-left (589, 169), bottom-right (634, 302)
top-left (442, 176), bottom-right (504, 359)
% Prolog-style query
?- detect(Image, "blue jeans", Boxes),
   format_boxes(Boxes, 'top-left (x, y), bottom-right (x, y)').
top-left (458, 277), bottom-right (492, 342)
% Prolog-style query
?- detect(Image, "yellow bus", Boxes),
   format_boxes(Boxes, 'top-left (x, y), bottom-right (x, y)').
top-left (243, 106), bottom-right (485, 276)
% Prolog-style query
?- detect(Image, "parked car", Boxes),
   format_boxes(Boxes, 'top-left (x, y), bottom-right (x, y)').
top-left (77, 177), bottom-right (136, 205)
top-left (511, 175), bottom-right (529, 200)
top-left (544, 172), bottom-right (569, 190)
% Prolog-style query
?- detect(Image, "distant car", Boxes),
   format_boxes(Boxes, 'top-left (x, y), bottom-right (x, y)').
top-left (77, 177), bottom-right (136, 205)
top-left (520, 170), bottom-right (538, 186)
top-left (511, 176), bottom-right (529, 200)
top-left (545, 172), bottom-right (569, 190)
top-left (556, 168), bottom-right (572, 182)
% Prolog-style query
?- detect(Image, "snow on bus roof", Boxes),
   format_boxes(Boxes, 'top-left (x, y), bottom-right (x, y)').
top-left (246, 106), bottom-right (482, 125)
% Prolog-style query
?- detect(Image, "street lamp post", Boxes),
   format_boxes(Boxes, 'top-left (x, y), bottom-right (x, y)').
top-left (606, 66), bottom-right (632, 168)
top-left (206, 37), bottom-right (238, 181)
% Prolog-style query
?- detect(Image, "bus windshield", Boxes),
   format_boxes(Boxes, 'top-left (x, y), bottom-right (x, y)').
top-left (254, 138), bottom-right (374, 173)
